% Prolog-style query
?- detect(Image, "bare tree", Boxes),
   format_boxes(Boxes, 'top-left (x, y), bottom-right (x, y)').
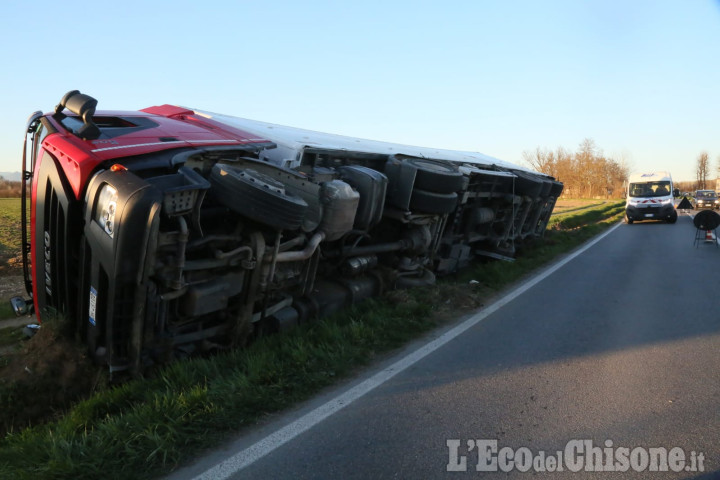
top-left (576, 138), bottom-right (600, 197)
top-left (697, 151), bottom-right (710, 189)
top-left (522, 147), bottom-right (556, 177)
top-left (523, 140), bottom-right (628, 199)
top-left (0, 176), bottom-right (22, 197)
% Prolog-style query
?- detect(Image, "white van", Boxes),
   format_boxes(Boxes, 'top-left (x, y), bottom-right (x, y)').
top-left (625, 172), bottom-right (677, 224)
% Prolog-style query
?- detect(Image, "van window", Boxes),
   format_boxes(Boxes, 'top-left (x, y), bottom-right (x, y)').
top-left (629, 181), bottom-right (671, 198)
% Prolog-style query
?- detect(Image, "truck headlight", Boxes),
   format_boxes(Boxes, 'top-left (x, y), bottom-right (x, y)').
top-left (96, 184), bottom-right (118, 238)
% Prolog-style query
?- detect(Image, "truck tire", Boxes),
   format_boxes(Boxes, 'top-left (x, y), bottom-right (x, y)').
top-left (404, 158), bottom-right (466, 193)
top-left (409, 189), bottom-right (458, 214)
top-left (210, 164), bottom-right (308, 230)
top-left (667, 211), bottom-right (677, 224)
top-left (549, 181), bottom-right (564, 197)
top-left (511, 170), bottom-right (544, 198)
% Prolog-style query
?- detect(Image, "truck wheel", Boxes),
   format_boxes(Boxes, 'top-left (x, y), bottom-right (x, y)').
top-left (511, 170), bottom-right (544, 198)
top-left (667, 211), bottom-right (677, 224)
top-left (625, 214), bottom-right (633, 224)
top-left (409, 189), bottom-right (458, 214)
top-left (404, 158), bottom-right (466, 193)
top-left (210, 164), bottom-right (308, 230)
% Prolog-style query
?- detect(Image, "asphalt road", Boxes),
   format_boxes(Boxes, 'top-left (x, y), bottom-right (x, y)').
top-left (170, 212), bottom-right (720, 479)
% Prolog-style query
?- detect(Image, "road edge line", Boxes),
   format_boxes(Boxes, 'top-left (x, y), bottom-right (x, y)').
top-left (192, 222), bottom-right (623, 480)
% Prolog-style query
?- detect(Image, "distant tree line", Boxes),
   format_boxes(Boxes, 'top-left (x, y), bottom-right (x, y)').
top-left (674, 180), bottom-right (699, 195)
top-left (0, 176), bottom-right (22, 197)
top-left (523, 138), bottom-right (628, 199)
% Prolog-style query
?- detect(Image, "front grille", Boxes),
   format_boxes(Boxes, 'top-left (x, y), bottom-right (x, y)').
top-left (42, 180), bottom-right (68, 314)
top-left (33, 152), bottom-right (80, 322)
top-left (639, 205), bottom-right (669, 216)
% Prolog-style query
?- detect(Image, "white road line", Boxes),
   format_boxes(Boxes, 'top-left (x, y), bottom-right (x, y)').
top-left (192, 222), bottom-right (623, 480)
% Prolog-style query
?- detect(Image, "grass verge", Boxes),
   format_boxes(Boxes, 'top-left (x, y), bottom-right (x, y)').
top-left (0, 304), bottom-right (14, 321)
top-left (0, 204), bottom-right (625, 480)
top-left (548, 200), bottom-right (624, 230)
top-left (0, 198), bottom-right (21, 275)
top-left (0, 326), bottom-right (24, 350)
top-left (550, 199), bottom-right (605, 216)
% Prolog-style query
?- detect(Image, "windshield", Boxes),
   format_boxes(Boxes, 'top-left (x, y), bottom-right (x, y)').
top-left (696, 190), bottom-right (716, 198)
top-left (628, 181), bottom-right (671, 198)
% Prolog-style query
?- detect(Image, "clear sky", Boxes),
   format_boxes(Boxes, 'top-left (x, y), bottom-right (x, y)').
top-left (1, 1), bottom-right (719, 181)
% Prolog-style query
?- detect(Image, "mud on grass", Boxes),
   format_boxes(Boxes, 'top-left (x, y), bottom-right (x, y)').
top-left (0, 317), bottom-right (106, 433)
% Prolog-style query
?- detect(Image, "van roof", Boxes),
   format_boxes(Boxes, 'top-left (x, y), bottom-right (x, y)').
top-left (628, 172), bottom-right (672, 183)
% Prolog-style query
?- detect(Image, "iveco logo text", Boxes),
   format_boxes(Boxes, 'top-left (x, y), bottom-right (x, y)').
top-left (44, 231), bottom-right (52, 297)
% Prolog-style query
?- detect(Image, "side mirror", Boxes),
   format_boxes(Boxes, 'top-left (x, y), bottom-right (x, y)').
top-left (10, 297), bottom-right (32, 316)
top-left (673, 188), bottom-right (680, 197)
top-left (54, 90), bottom-right (101, 140)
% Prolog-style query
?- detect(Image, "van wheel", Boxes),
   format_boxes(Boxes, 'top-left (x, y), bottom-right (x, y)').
top-left (667, 212), bottom-right (678, 224)
top-left (625, 214), bottom-right (633, 224)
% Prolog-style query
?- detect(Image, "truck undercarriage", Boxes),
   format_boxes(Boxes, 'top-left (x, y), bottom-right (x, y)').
top-left (15, 91), bottom-right (563, 373)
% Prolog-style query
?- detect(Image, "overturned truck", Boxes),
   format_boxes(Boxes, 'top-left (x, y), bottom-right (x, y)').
top-left (14, 91), bottom-right (563, 373)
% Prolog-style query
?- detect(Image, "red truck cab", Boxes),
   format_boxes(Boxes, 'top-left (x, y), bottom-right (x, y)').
top-left (17, 92), bottom-right (273, 372)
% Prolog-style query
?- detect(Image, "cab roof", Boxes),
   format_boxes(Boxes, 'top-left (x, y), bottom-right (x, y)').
top-left (45, 106), bottom-right (274, 163)
top-left (41, 105), bottom-right (274, 199)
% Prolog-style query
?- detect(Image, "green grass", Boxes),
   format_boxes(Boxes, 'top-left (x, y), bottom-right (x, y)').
top-left (0, 204), bottom-right (625, 479)
top-left (551, 205), bottom-right (603, 216)
top-left (550, 199), bottom-right (606, 216)
top-left (0, 198), bottom-right (22, 273)
top-left (548, 200), bottom-right (624, 230)
top-left (0, 326), bottom-right (24, 349)
top-left (0, 199), bottom-right (21, 255)
top-left (0, 304), bottom-right (14, 320)
top-left (0, 297), bottom-right (439, 479)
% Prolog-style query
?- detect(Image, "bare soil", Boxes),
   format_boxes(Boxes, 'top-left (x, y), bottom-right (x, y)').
top-left (0, 319), bottom-right (105, 432)
top-left (0, 274), bottom-right (25, 305)
top-left (0, 272), bottom-right (105, 433)
top-left (0, 250), bottom-right (22, 278)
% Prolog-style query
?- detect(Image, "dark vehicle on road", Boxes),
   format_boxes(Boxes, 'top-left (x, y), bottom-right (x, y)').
top-left (693, 190), bottom-right (719, 210)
